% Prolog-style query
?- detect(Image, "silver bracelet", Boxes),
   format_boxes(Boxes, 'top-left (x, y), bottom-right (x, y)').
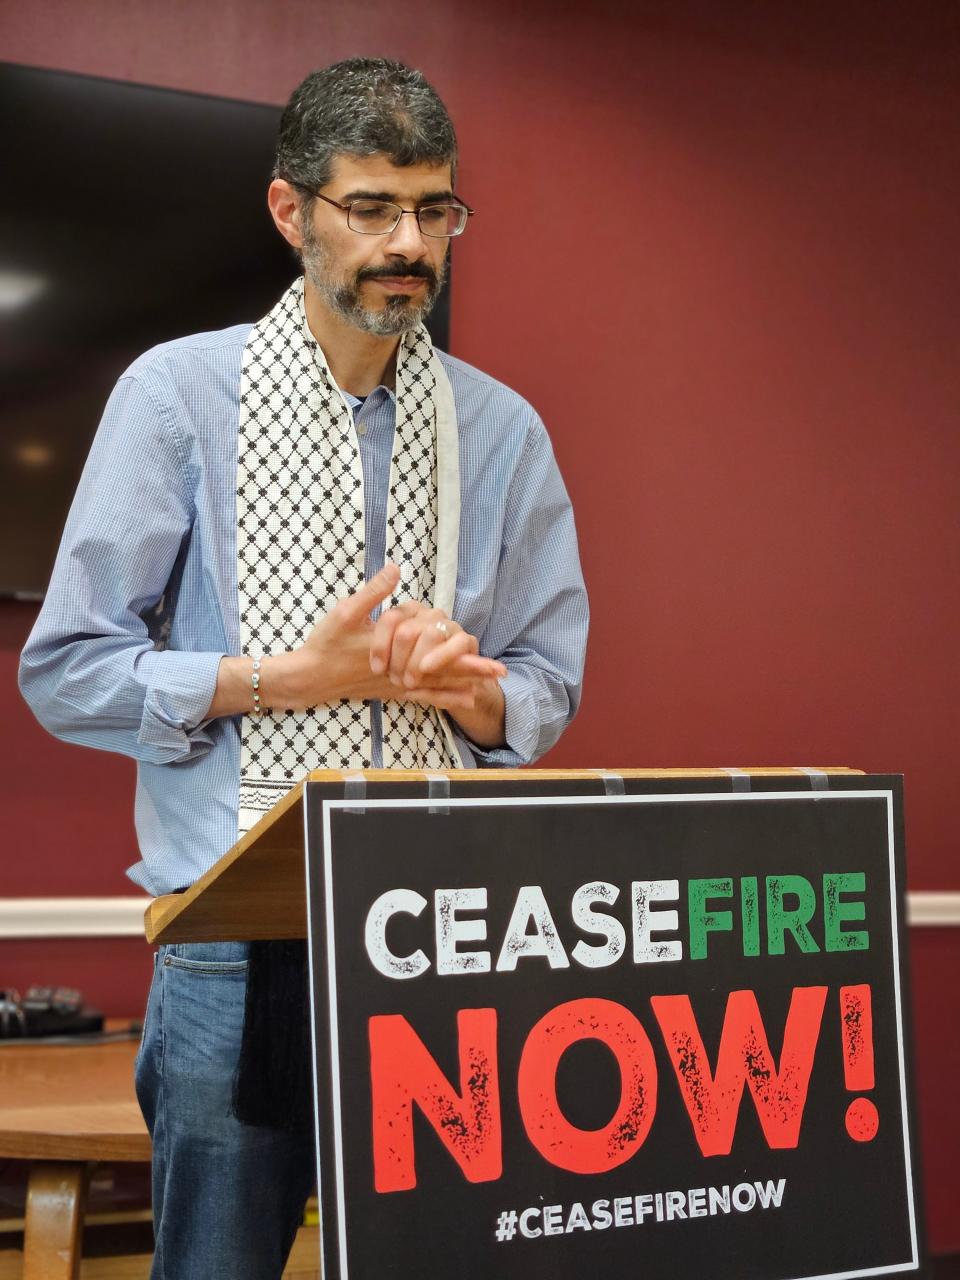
top-left (251, 655), bottom-right (264, 716)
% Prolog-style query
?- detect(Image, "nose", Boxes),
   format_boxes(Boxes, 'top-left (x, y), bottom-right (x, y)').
top-left (383, 209), bottom-right (429, 260)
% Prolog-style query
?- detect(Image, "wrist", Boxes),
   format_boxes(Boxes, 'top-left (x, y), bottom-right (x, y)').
top-left (450, 679), bottom-right (506, 749)
top-left (259, 650), bottom-right (305, 712)
top-left (206, 655), bottom-right (257, 719)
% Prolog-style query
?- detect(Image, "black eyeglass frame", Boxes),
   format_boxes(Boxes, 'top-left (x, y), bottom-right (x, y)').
top-left (301, 188), bottom-right (476, 238)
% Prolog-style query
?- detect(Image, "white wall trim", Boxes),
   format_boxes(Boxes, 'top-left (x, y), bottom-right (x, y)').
top-left (906, 891), bottom-right (960, 927)
top-left (0, 892), bottom-right (959, 939)
top-left (0, 897), bottom-right (152, 939)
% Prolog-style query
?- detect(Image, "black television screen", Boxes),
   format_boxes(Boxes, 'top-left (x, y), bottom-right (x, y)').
top-left (0, 63), bottom-right (451, 598)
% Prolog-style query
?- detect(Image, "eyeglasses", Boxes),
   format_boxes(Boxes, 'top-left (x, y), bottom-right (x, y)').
top-left (308, 190), bottom-right (475, 238)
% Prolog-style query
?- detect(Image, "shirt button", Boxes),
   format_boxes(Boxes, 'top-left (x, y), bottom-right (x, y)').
top-left (356, 422), bottom-right (368, 436)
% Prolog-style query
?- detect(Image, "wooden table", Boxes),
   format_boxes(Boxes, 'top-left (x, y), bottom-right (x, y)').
top-left (0, 1035), bottom-right (150, 1280)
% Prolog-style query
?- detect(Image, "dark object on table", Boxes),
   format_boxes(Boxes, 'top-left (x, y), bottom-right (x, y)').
top-left (0, 986), bottom-right (104, 1038)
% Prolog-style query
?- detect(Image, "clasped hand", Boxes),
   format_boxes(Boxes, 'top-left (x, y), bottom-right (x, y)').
top-left (293, 562), bottom-right (506, 716)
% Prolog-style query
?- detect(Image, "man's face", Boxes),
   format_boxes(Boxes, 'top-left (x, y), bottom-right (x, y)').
top-left (300, 153), bottom-right (453, 337)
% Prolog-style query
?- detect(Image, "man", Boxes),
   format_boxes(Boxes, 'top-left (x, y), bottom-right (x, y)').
top-left (19, 58), bottom-right (588, 1279)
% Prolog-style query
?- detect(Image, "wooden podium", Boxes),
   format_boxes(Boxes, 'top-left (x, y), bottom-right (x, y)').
top-left (144, 767), bottom-right (862, 945)
top-left (143, 765), bottom-right (924, 1280)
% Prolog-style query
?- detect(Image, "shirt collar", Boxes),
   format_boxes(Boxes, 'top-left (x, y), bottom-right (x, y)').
top-left (343, 384), bottom-right (396, 409)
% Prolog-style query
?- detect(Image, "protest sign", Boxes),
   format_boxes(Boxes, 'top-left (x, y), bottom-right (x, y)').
top-left (305, 775), bottom-right (920, 1280)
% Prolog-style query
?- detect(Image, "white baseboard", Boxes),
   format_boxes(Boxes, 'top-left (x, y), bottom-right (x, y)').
top-left (0, 892), bottom-right (959, 940)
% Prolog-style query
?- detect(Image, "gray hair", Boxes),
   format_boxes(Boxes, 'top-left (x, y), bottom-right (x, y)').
top-left (273, 58), bottom-right (458, 197)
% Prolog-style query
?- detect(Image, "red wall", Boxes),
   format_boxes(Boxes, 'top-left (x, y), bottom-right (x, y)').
top-left (0, 603), bottom-right (152, 1014)
top-left (1, 0), bottom-right (958, 1252)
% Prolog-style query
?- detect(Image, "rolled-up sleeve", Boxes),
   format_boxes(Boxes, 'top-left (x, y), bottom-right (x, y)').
top-left (19, 374), bottom-right (225, 765)
top-left (471, 416), bottom-right (589, 766)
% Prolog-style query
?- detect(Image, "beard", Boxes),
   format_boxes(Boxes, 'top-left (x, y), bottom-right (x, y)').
top-left (301, 220), bottom-right (448, 337)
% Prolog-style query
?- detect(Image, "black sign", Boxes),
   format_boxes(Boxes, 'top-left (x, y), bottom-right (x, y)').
top-left (305, 776), bottom-right (921, 1280)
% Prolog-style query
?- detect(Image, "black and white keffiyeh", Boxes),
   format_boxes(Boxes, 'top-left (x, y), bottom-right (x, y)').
top-left (235, 279), bottom-right (461, 836)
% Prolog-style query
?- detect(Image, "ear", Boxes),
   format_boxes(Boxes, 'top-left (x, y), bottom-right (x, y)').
top-left (267, 179), bottom-right (305, 249)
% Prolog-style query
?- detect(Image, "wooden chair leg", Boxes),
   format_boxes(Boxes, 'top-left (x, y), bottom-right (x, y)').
top-left (22, 1163), bottom-right (90, 1280)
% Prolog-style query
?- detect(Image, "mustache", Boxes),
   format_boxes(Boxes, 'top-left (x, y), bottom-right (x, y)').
top-left (356, 260), bottom-right (439, 285)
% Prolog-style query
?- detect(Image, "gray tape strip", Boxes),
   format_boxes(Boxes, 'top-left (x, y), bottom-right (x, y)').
top-left (344, 773), bottom-right (367, 815)
top-left (797, 767), bottom-right (830, 792)
top-left (427, 772), bottom-right (450, 815)
top-left (597, 771), bottom-right (626, 796)
top-left (721, 767), bottom-right (752, 793)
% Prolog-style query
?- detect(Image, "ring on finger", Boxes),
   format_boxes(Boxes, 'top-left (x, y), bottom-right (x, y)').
top-left (435, 620), bottom-right (450, 639)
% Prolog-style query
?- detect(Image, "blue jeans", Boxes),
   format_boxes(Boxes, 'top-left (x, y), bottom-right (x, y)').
top-left (135, 943), bottom-right (317, 1279)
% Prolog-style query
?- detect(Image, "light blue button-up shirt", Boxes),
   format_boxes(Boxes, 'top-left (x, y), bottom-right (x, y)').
top-left (19, 322), bottom-right (589, 895)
